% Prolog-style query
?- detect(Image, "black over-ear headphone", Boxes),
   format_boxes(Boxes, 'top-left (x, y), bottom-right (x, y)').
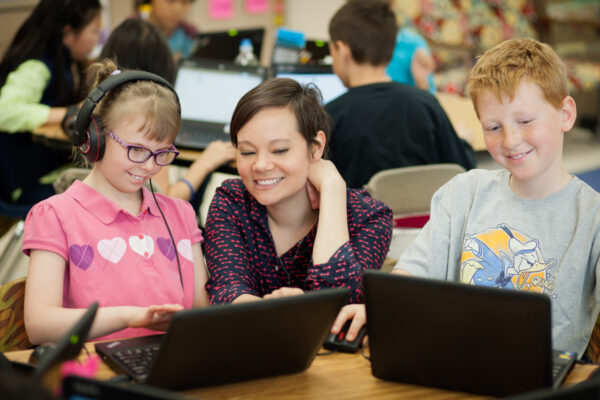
top-left (73, 70), bottom-right (179, 163)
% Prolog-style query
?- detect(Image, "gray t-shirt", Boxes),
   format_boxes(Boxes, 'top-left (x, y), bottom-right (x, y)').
top-left (394, 169), bottom-right (600, 355)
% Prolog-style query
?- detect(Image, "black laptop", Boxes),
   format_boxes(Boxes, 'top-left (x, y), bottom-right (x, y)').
top-left (173, 59), bottom-right (266, 150)
top-left (191, 28), bottom-right (265, 62)
top-left (3, 302), bottom-right (98, 380)
top-left (363, 271), bottom-right (577, 397)
top-left (95, 288), bottom-right (348, 390)
top-left (62, 375), bottom-right (183, 400)
top-left (505, 374), bottom-right (600, 400)
top-left (272, 63), bottom-right (347, 105)
top-left (304, 39), bottom-right (331, 65)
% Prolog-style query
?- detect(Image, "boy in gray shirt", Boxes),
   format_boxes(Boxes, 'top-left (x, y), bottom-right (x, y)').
top-left (393, 38), bottom-right (600, 356)
top-left (334, 38), bottom-right (600, 357)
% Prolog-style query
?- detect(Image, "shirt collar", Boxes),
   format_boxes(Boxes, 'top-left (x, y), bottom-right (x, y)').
top-left (66, 180), bottom-right (161, 224)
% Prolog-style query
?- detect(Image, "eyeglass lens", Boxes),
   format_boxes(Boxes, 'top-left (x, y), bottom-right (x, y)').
top-left (127, 146), bottom-right (177, 165)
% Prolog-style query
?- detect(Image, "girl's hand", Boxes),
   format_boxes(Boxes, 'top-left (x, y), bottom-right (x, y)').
top-left (306, 159), bottom-right (345, 209)
top-left (128, 304), bottom-right (184, 331)
top-left (263, 287), bottom-right (304, 300)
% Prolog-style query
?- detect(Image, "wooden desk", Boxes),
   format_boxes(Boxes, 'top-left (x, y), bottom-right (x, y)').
top-left (6, 344), bottom-right (598, 400)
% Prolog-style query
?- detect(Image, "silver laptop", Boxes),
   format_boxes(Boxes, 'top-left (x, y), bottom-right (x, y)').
top-left (173, 59), bottom-right (266, 150)
top-left (363, 271), bottom-right (577, 397)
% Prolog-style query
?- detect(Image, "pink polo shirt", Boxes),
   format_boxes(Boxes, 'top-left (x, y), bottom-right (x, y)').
top-left (23, 180), bottom-right (203, 341)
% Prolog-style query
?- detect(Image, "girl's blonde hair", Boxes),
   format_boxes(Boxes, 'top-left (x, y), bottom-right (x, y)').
top-left (467, 38), bottom-right (568, 114)
top-left (85, 58), bottom-right (181, 143)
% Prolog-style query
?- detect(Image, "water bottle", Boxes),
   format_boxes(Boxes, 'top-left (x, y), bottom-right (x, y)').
top-left (234, 38), bottom-right (259, 67)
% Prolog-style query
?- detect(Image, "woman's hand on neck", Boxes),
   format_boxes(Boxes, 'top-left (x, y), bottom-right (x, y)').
top-left (306, 160), bottom-right (349, 265)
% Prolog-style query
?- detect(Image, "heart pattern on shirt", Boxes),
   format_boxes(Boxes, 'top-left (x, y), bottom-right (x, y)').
top-left (157, 237), bottom-right (176, 261)
top-left (129, 234), bottom-right (154, 259)
top-left (177, 239), bottom-right (193, 263)
top-left (97, 237), bottom-right (127, 263)
top-left (69, 244), bottom-right (94, 271)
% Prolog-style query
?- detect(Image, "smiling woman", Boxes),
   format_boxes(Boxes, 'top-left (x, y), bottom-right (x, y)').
top-left (203, 78), bottom-right (393, 309)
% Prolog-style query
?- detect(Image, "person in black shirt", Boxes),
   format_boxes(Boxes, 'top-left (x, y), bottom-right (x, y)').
top-left (325, 0), bottom-right (475, 189)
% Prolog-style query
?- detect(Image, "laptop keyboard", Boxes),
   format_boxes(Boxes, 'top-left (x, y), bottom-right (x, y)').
top-left (552, 350), bottom-right (577, 388)
top-left (109, 343), bottom-right (161, 382)
top-left (175, 121), bottom-right (231, 150)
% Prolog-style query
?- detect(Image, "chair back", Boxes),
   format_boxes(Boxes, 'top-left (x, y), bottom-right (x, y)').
top-left (52, 168), bottom-right (91, 194)
top-left (363, 163), bottom-right (466, 216)
top-left (0, 277), bottom-right (32, 352)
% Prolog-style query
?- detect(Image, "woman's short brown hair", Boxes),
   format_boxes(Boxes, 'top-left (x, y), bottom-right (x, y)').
top-left (230, 78), bottom-right (332, 157)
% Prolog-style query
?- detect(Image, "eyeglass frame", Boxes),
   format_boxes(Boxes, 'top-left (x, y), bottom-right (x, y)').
top-left (105, 129), bottom-right (179, 166)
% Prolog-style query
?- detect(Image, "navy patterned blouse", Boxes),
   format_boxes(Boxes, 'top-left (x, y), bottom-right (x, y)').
top-left (204, 179), bottom-right (393, 304)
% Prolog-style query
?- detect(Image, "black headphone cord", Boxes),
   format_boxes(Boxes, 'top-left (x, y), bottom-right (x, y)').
top-left (149, 180), bottom-right (184, 289)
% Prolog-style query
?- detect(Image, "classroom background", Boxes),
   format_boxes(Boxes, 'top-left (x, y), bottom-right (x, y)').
top-left (0, 0), bottom-right (599, 283)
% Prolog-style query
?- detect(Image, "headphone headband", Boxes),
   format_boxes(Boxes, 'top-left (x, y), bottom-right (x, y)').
top-left (72, 70), bottom-right (180, 163)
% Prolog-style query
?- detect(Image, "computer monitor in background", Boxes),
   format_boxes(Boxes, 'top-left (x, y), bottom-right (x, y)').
top-left (191, 28), bottom-right (265, 62)
top-left (304, 39), bottom-right (331, 65)
top-left (173, 59), bottom-right (267, 150)
top-left (273, 64), bottom-right (347, 105)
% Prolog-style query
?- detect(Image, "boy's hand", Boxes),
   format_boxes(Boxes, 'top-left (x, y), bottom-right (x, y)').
top-left (128, 304), bottom-right (184, 331)
top-left (263, 287), bottom-right (304, 300)
top-left (331, 304), bottom-right (367, 345)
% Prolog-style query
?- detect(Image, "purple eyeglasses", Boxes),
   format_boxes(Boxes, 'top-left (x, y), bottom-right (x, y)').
top-left (106, 129), bottom-right (179, 166)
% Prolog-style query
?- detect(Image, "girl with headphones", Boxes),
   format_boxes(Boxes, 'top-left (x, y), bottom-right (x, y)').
top-left (22, 59), bottom-right (209, 344)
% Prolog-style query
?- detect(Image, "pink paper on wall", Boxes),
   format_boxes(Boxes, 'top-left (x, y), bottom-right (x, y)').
top-left (209, 0), bottom-right (234, 19)
top-left (245, 0), bottom-right (269, 14)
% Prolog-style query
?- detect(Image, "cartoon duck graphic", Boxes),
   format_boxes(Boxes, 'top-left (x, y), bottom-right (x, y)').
top-left (461, 225), bottom-right (556, 293)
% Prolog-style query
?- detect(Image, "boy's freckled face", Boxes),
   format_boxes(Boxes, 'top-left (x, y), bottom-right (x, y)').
top-left (477, 79), bottom-right (572, 191)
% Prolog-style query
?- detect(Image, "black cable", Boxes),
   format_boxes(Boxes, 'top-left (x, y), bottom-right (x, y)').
top-left (149, 180), bottom-right (184, 289)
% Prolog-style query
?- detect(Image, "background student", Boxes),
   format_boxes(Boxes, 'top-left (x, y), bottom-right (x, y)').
top-left (0, 0), bottom-right (101, 211)
top-left (203, 78), bottom-right (393, 305)
top-left (99, 18), bottom-right (235, 205)
top-left (23, 59), bottom-right (209, 344)
top-left (387, 0), bottom-right (435, 93)
top-left (324, 0), bottom-right (475, 189)
top-left (386, 24), bottom-right (436, 94)
top-left (391, 37), bottom-right (599, 356)
top-left (136, 0), bottom-right (197, 61)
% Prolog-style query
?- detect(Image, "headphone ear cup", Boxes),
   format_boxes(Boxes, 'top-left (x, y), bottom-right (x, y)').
top-left (80, 114), bottom-right (105, 163)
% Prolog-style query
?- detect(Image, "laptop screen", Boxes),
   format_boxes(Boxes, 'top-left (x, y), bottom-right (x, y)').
top-left (273, 64), bottom-right (347, 105)
top-left (304, 39), bottom-right (330, 64)
top-left (174, 61), bottom-right (265, 125)
top-left (191, 28), bottom-right (265, 62)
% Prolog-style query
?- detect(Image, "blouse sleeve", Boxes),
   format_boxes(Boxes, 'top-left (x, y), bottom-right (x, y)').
top-left (306, 193), bottom-right (393, 303)
top-left (203, 187), bottom-right (260, 304)
top-left (0, 59), bottom-right (51, 133)
top-left (22, 200), bottom-right (68, 260)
